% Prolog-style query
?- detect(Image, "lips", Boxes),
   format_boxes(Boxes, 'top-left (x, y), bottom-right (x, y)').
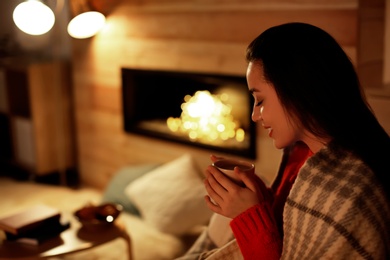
top-left (263, 125), bottom-right (273, 138)
top-left (267, 128), bottom-right (273, 137)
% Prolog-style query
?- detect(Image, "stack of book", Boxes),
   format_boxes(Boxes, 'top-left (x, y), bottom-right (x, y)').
top-left (0, 204), bottom-right (70, 245)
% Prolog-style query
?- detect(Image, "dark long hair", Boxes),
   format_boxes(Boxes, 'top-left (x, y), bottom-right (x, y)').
top-left (246, 22), bottom-right (390, 199)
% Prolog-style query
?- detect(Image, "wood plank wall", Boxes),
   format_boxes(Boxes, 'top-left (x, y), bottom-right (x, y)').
top-left (71, 0), bottom-right (358, 189)
top-left (358, 0), bottom-right (386, 88)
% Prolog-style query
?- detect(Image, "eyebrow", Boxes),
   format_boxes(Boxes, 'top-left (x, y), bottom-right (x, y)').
top-left (248, 88), bottom-right (259, 94)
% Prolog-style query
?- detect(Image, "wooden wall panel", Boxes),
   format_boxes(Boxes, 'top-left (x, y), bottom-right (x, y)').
top-left (29, 62), bottom-right (75, 174)
top-left (72, 0), bottom-right (358, 189)
top-left (357, 0), bottom-right (386, 88)
top-left (367, 94), bottom-right (390, 134)
top-left (108, 10), bottom-right (357, 45)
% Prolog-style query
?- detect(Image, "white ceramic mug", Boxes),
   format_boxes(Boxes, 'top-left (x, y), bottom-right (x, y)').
top-left (212, 159), bottom-right (255, 185)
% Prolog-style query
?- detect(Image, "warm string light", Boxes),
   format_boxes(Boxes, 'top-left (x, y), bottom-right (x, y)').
top-left (167, 90), bottom-right (245, 145)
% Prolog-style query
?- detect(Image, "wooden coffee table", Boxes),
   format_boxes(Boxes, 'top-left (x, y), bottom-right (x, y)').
top-left (0, 217), bottom-right (132, 260)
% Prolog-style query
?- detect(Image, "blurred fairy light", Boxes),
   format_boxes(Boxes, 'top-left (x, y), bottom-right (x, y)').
top-left (167, 90), bottom-right (245, 144)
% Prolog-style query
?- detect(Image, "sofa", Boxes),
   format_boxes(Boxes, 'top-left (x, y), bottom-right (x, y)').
top-left (0, 154), bottom-right (214, 260)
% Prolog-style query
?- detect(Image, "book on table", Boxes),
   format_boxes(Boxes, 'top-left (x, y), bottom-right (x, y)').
top-left (5, 218), bottom-right (70, 245)
top-left (0, 204), bottom-right (61, 235)
top-left (0, 204), bottom-right (70, 245)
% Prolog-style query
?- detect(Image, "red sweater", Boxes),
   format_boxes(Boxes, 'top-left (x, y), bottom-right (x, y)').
top-left (230, 143), bottom-right (313, 260)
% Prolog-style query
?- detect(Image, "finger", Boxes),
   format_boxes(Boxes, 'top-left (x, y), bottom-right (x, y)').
top-left (208, 165), bottom-right (237, 191)
top-left (204, 196), bottom-right (222, 214)
top-left (233, 169), bottom-right (269, 200)
top-left (233, 167), bottom-right (258, 191)
top-left (210, 154), bottom-right (225, 163)
top-left (204, 174), bottom-right (224, 204)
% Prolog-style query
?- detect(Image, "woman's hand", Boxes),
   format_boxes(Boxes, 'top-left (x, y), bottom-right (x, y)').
top-left (204, 163), bottom-right (271, 219)
top-left (210, 154), bottom-right (224, 163)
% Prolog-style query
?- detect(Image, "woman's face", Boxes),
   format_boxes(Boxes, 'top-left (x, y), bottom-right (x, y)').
top-left (246, 61), bottom-right (301, 149)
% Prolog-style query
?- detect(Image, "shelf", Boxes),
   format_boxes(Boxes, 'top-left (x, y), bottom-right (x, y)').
top-left (0, 60), bottom-right (75, 177)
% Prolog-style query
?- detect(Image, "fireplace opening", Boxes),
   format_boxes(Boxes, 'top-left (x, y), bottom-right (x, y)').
top-left (121, 68), bottom-right (256, 159)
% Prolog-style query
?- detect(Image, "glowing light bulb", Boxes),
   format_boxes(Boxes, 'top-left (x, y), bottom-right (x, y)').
top-left (67, 11), bottom-right (106, 39)
top-left (13, 0), bottom-right (55, 35)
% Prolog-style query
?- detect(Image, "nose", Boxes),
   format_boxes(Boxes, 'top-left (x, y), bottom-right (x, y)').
top-left (251, 107), bottom-right (261, 122)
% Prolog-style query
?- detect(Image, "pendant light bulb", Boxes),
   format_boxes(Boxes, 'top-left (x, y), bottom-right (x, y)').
top-left (67, 11), bottom-right (106, 39)
top-left (13, 0), bottom-right (55, 36)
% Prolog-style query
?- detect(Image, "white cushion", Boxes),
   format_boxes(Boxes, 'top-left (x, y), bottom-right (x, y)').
top-left (124, 154), bottom-right (213, 235)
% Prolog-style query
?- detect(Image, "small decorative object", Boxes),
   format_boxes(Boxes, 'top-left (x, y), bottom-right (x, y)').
top-left (74, 203), bottom-right (123, 228)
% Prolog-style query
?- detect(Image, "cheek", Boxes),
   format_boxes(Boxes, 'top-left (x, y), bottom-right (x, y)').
top-left (275, 115), bottom-right (300, 145)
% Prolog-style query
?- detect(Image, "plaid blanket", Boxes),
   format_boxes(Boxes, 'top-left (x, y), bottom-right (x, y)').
top-left (282, 143), bottom-right (390, 259)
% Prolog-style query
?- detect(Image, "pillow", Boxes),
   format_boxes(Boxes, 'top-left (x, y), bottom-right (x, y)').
top-left (124, 154), bottom-right (213, 236)
top-left (102, 163), bottom-right (160, 215)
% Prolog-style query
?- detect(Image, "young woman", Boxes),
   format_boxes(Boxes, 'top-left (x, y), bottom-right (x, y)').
top-left (201, 23), bottom-right (390, 259)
